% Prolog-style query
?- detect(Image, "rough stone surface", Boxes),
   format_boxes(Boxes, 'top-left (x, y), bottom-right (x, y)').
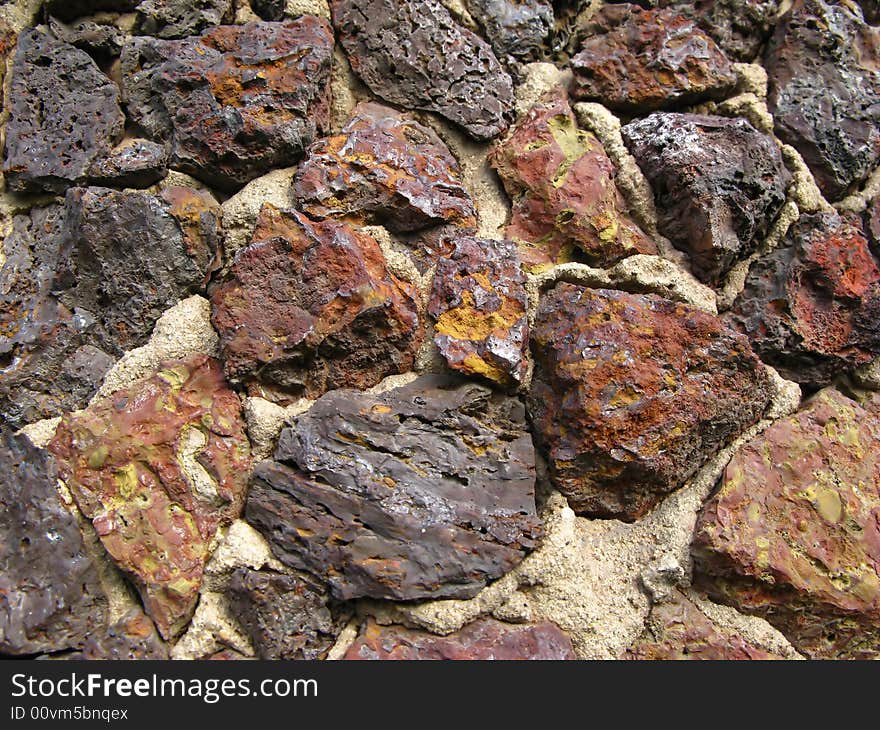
top-left (3, 28), bottom-right (124, 193)
top-left (246, 375), bottom-right (542, 601)
top-left (490, 92), bottom-right (656, 271)
top-left (345, 617), bottom-right (575, 659)
top-left (211, 204), bottom-right (421, 404)
top-left (48, 16), bottom-right (126, 60)
top-left (0, 425), bottom-right (108, 656)
top-left (122, 19), bottom-right (334, 190)
top-left (727, 211), bottom-right (880, 387)
top-left (765, 0), bottom-right (880, 201)
top-left (692, 388), bottom-right (880, 659)
top-left (529, 283), bottom-right (773, 521)
top-left (227, 567), bottom-right (348, 659)
top-left (81, 609), bottom-right (169, 660)
top-left (88, 139), bottom-right (169, 188)
top-left (49, 355), bottom-right (252, 639)
top-left (136, 0), bottom-right (233, 39)
top-left (570, 5), bottom-right (737, 113)
top-left (622, 112), bottom-right (790, 287)
top-left (428, 236), bottom-right (528, 387)
top-left (44, 0), bottom-right (138, 22)
top-left (331, 0), bottom-right (514, 140)
top-left (624, 589), bottom-right (785, 659)
top-left (463, 0), bottom-right (553, 64)
top-left (292, 102), bottom-right (476, 233)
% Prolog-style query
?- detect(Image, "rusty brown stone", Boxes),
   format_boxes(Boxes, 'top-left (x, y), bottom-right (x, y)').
top-left (48, 355), bottom-right (252, 640)
top-left (344, 617), bottom-right (575, 659)
top-left (570, 5), bottom-right (737, 113)
top-left (692, 388), bottom-right (880, 659)
top-left (81, 609), bottom-right (169, 660)
top-left (211, 204), bottom-right (422, 404)
top-left (428, 235), bottom-right (528, 387)
top-left (291, 102), bottom-right (477, 233)
top-left (489, 92), bottom-right (656, 271)
top-left (529, 283), bottom-right (773, 521)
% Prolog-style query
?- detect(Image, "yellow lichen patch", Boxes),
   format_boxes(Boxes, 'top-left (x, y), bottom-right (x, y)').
top-left (157, 364), bottom-right (191, 393)
top-left (434, 290), bottom-right (524, 342)
top-left (460, 353), bottom-right (509, 384)
top-left (814, 486), bottom-right (843, 524)
top-left (547, 113), bottom-right (594, 189)
top-left (114, 463), bottom-right (139, 500)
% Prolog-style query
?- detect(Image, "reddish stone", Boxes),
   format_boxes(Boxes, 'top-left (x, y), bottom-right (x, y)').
top-left (211, 204), bottom-right (422, 404)
top-left (624, 590), bottom-right (786, 660)
top-left (344, 618), bottom-right (575, 660)
top-left (570, 5), bottom-right (737, 113)
top-left (727, 211), bottom-right (880, 387)
top-left (490, 92), bottom-right (656, 271)
top-left (529, 283), bottom-right (772, 521)
top-left (81, 609), bottom-right (168, 660)
top-left (121, 19), bottom-right (333, 191)
top-left (692, 388), bottom-right (880, 659)
top-left (429, 236), bottom-right (528, 387)
top-left (292, 102), bottom-right (476, 233)
top-left (49, 355), bottom-right (252, 640)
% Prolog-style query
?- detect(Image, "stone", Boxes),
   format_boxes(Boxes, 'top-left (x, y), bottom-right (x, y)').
top-left (428, 235), bottom-right (528, 387)
top-left (44, 0), bottom-right (139, 22)
top-left (48, 355), bottom-right (252, 639)
top-left (246, 374), bottom-right (542, 601)
top-left (860, 0), bottom-right (880, 24)
top-left (622, 113), bottom-right (790, 287)
top-left (344, 617), bottom-right (575, 659)
top-left (2, 28), bottom-right (124, 193)
top-left (692, 388), bottom-right (880, 659)
top-left (624, 590), bottom-right (785, 659)
top-left (0, 424), bottom-right (108, 656)
top-left (227, 567), bottom-right (348, 659)
top-left (88, 139), bottom-right (169, 188)
top-left (211, 204), bottom-right (421, 404)
top-left (122, 19), bottom-right (333, 191)
top-left (490, 92), bottom-right (656, 271)
top-left (463, 0), bottom-right (553, 64)
top-left (48, 16), bottom-right (126, 60)
top-left (291, 102), bottom-right (476, 233)
top-left (251, 0), bottom-right (285, 20)
top-left (727, 211), bottom-right (880, 387)
top-left (81, 609), bottom-right (169, 660)
top-left (331, 0), bottom-right (514, 141)
top-left (765, 0), bottom-right (880, 201)
top-left (136, 0), bottom-right (233, 39)
top-left (570, 5), bottom-right (737, 113)
top-left (529, 283), bottom-right (773, 521)
top-left (868, 196), bottom-right (880, 251)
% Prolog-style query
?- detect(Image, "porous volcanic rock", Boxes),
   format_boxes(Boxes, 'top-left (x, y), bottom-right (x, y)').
top-left (227, 568), bottom-right (349, 659)
top-left (88, 139), bottom-right (169, 188)
top-left (727, 211), bottom-right (880, 387)
top-left (291, 102), bottom-right (477, 233)
top-left (490, 92), bottom-right (656, 271)
top-left (246, 375), bottom-right (542, 601)
top-left (344, 617), bottom-right (576, 659)
top-left (570, 5), bottom-right (737, 113)
top-left (211, 204), bottom-right (421, 404)
top-left (622, 112), bottom-right (790, 287)
top-left (49, 355), bottom-right (252, 640)
top-left (2, 28), bottom-right (124, 193)
top-left (136, 0), bottom-right (233, 39)
top-left (464, 0), bottom-right (553, 63)
top-left (765, 0), bottom-right (880, 201)
top-left (48, 16), bottom-right (126, 61)
top-left (428, 236), bottom-right (528, 387)
top-left (0, 425), bottom-right (108, 656)
top-left (121, 18), bottom-right (334, 190)
top-left (624, 590), bottom-right (785, 660)
top-left (529, 283), bottom-right (773, 521)
top-left (331, 0), bottom-right (514, 140)
top-left (81, 609), bottom-right (169, 660)
top-left (692, 388), bottom-right (880, 659)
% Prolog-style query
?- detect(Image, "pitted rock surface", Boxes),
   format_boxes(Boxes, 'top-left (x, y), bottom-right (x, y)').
top-left (291, 102), bottom-right (476, 233)
top-left (331, 0), bottom-right (514, 140)
top-left (136, 0), bottom-right (234, 39)
top-left (727, 211), bottom-right (880, 387)
top-left (122, 19), bottom-right (334, 191)
top-left (490, 92), bottom-right (656, 271)
top-left (245, 375), bottom-right (542, 601)
top-left (49, 355), bottom-right (252, 640)
top-left (692, 388), bottom-right (880, 659)
top-left (529, 283), bottom-right (773, 521)
top-left (88, 139), bottom-right (169, 188)
top-left (211, 204), bottom-right (421, 404)
top-left (622, 112), bottom-right (790, 287)
top-left (464, 0), bottom-right (553, 64)
top-left (0, 425), bottom-right (108, 656)
top-left (81, 609), bottom-right (169, 660)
